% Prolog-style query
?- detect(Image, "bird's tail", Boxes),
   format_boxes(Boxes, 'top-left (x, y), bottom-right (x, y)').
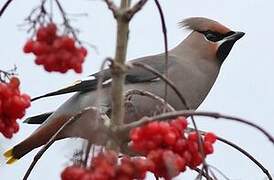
top-left (3, 148), bottom-right (18, 165)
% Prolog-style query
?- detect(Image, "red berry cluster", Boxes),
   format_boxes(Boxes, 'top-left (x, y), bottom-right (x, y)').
top-left (129, 117), bottom-right (217, 179)
top-left (114, 156), bottom-right (154, 180)
top-left (0, 77), bottom-right (31, 138)
top-left (147, 149), bottom-right (186, 180)
top-left (61, 151), bottom-right (154, 180)
top-left (23, 23), bottom-right (87, 73)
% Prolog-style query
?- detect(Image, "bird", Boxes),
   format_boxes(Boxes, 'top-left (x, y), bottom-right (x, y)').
top-left (4, 17), bottom-right (245, 164)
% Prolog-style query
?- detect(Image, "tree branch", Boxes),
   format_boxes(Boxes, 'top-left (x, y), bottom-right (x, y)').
top-left (0, 0), bottom-right (13, 17)
top-left (119, 110), bottom-right (274, 144)
top-left (108, 0), bottom-right (131, 151)
top-left (129, 62), bottom-right (189, 108)
top-left (216, 136), bottom-right (273, 180)
top-left (103, 0), bottom-right (118, 18)
top-left (124, 89), bottom-right (175, 112)
top-left (153, 0), bottom-right (168, 106)
top-left (126, 0), bottom-right (148, 20)
top-left (190, 128), bottom-right (272, 180)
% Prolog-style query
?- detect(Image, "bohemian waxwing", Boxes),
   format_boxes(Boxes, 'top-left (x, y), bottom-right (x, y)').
top-left (4, 17), bottom-right (245, 164)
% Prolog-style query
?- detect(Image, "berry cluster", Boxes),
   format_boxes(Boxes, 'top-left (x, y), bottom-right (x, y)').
top-left (61, 151), bottom-right (154, 180)
top-left (23, 23), bottom-right (87, 73)
top-left (0, 77), bottom-right (31, 138)
top-left (129, 117), bottom-right (217, 179)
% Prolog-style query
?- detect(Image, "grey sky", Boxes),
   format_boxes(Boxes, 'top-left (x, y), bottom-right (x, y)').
top-left (0, 0), bottom-right (273, 179)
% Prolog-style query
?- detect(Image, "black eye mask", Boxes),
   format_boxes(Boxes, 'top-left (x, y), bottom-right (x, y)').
top-left (199, 30), bottom-right (235, 42)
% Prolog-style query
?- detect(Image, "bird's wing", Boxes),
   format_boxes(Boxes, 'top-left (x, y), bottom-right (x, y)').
top-left (31, 54), bottom-right (177, 101)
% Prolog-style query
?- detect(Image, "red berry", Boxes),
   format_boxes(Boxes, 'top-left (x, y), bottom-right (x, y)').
top-left (188, 132), bottom-right (199, 142)
top-left (79, 47), bottom-right (88, 57)
top-left (170, 116), bottom-right (187, 131)
top-left (187, 140), bottom-right (198, 153)
top-left (164, 131), bottom-right (177, 146)
top-left (158, 121), bottom-right (170, 134)
top-left (23, 40), bottom-right (34, 53)
top-left (191, 153), bottom-right (203, 168)
top-left (61, 166), bottom-right (86, 180)
top-left (36, 26), bottom-right (48, 41)
top-left (204, 141), bottom-right (214, 154)
top-left (46, 23), bottom-right (57, 37)
top-left (9, 77), bottom-right (20, 89)
top-left (174, 138), bottom-right (187, 152)
top-left (146, 121), bottom-right (160, 135)
top-left (32, 42), bottom-right (46, 55)
top-left (61, 36), bottom-right (75, 50)
top-left (205, 132), bottom-right (217, 143)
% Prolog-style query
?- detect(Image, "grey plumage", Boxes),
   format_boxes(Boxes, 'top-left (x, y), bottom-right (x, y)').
top-left (5, 17), bottom-right (244, 162)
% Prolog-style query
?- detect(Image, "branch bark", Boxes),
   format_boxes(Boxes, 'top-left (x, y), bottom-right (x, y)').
top-left (126, 0), bottom-right (148, 20)
top-left (104, 0), bottom-right (118, 18)
top-left (107, 0), bottom-right (131, 150)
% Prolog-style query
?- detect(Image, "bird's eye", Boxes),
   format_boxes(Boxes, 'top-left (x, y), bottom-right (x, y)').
top-left (202, 30), bottom-right (223, 42)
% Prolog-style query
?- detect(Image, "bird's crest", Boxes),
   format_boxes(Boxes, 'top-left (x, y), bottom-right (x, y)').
top-left (179, 17), bottom-right (231, 34)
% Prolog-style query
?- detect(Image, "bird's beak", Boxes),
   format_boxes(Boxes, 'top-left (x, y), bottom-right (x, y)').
top-left (224, 31), bottom-right (245, 42)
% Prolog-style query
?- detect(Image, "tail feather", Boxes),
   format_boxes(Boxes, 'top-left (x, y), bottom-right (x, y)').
top-left (3, 148), bottom-right (18, 165)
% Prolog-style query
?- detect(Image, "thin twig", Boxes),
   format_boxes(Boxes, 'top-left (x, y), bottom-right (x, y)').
top-left (83, 141), bottom-right (92, 167)
top-left (208, 165), bottom-right (230, 180)
top-left (54, 0), bottom-right (81, 44)
top-left (130, 62), bottom-right (188, 108)
top-left (126, 0), bottom-right (148, 20)
top-left (124, 89), bottom-right (175, 112)
top-left (119, 110), bottom-right (274, 144)
top-left (208, 168), bottom-right (218, 180)
top-left (194, 168), bottom-right (214, 180)
top-left (0, 68), bottom-right (17, 82)
top-left (23, 107), bottom-right (102, 180)
top-left (103, 0), bottom-right (118, 18)
top-left (217, 136), bottom-right (273, 180)
top-left (0, 0), bottom-right (13, 17)
top-left (186, 127), bottom-right (273, 180)
top-left (153, 0), bottom-right (168, 109)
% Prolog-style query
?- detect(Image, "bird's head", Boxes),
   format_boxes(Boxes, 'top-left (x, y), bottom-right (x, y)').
top-left (179, 17), bottom-right (245, 64)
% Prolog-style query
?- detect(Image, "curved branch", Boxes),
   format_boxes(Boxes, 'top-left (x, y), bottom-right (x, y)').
top-left (187, 127), bottom-right (272, 180)
top-left (124, 89), bottom-right (175, 112)
top-left (127, 0), bottom-right (148, 20)
top-left (130, 62), bottom-right (189, 108)
top-left (0, 0), bottom-right (13, 17)
top-left (216, 136), bottom-right (273, 180)
top-left (153, 0), bottom-right (168, 104)
top-left (120, 110), bottom-right (274, 144)
top-left (103, 0), bottom-right (118, 18)
top-left (194, 168), bottom-right (214, 180)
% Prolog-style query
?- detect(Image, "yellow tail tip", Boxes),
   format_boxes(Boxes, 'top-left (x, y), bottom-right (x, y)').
top-left (3, 148), bottom-right (18, 165)
top-left (3, 148), bottom-right (13, 159)
top-left (6, 157), bottom-right (18, 165)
